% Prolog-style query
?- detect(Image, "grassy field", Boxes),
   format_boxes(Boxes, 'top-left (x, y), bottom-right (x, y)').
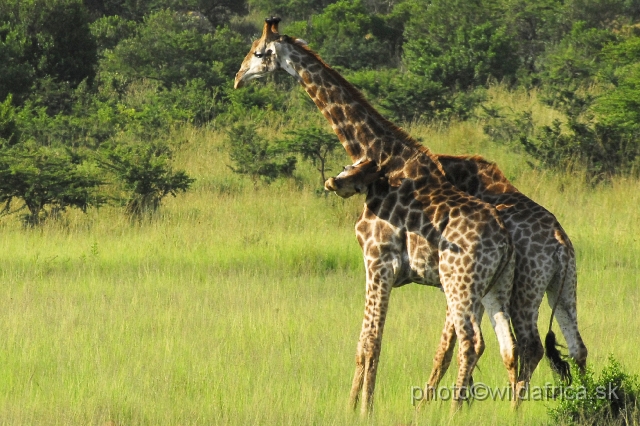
top-left (1, 88), bottom-right (639, 425)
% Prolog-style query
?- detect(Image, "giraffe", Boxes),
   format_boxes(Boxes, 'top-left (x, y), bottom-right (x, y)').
top-left (235, 18), bottom-right (518, 414)
top-left (324, 154), bottom-right (588, 401)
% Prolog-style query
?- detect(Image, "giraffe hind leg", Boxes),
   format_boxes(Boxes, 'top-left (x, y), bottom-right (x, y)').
top-left (481, 252), bottom-right (518, 405)
top-left (546, 255), bottom-right (588, 376)
top-left (450, 307), bottom-right (484, 411)
top-left (510, 274), bottom-right (547, 399)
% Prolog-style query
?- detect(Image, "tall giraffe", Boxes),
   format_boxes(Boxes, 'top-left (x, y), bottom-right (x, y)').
top-left (235, 18), bottom-right (518, 413)
top-left (324, 155), bottom-right (588, 400)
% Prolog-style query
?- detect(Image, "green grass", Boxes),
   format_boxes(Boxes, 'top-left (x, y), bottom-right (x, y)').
top-left (1, 87), bottom-right (639, 424)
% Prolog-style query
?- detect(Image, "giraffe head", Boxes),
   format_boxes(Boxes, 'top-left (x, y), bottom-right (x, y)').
top-left (324, 159), bottom-right (383, 198)
top-left (234, 17), bottom-right (306, 89)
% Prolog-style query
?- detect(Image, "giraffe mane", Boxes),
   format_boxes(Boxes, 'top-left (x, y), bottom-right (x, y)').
top-left (283, 35), bottom-right (435, 161)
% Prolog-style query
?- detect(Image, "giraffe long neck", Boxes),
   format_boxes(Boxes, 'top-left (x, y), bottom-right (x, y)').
top-left (278, 39), bottom-right (443, 178)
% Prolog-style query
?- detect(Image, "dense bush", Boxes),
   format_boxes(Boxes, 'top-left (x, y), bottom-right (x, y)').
top-left (549, 356), bottom-right (640, 425)
top-left (225, 124), bottom-right (297, 185)
top-left (0, 0), bottom-right (98, 107)
top-left (285, 0), bottom-right (402, 70)
top-left (403, 0), bottom-right (520, 90)
top-left (98, 140), bottom-right (194, 216)
top-left (279, 125), bottom-right (340, 184)
top-left (100, 10), bottom-right (246, 89)
top-left (0, 143), bottom-right (104, 225)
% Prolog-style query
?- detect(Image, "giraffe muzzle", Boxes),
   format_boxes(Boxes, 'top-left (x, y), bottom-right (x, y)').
top-left (234, 70), bottom-right (247, 89)
top-left (324, 177), bottom-right (338, 192)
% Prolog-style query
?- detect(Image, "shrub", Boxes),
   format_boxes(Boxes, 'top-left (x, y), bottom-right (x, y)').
top-left (484, 106), bottom-right (640, 180)
top-left (348, 69), bottom-right (483, 122)
top-left (287, 0), bottom-right (401, 70)
top-left (0, 0), bottom-right (98, 107)
top-left (0, 95), bottom-right (20, 146)
top-left (549, 356), bottom-right (640, 425)
top-left (0, 143), bottom-right (104, 225)
top-left (403, 0), bottom-right (520, 90)
top-left (98, 140), bottom-right (194, 216)
top-left (225, 124), bottom-right (296, 185)
top-left (280, 125), bottom-right (340, 184)
top-left (100, 10), bottom-right (245, 89)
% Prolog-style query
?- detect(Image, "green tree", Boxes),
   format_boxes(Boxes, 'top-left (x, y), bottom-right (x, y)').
top-left (247, 0), bottom-right (336, 21)
top-left (289, 0), bottom-right (402, 70)
top-left (281, 125), bottom-right (340, 184)
top-left (84, 0), bottom-right (248, 26)
top-left (501, 0), bottom-right (568, 76)
top-left (0, 95), bottom-right (20, 146)
top-left (403, 0), bottom-right (519, 90)
top-left (0, 144), bottom-right (104, 225)
top-left (0, 0), bottom-right (98, 107)
top-left (101, 9), bottom-right (245, 89)
top-left (99, 140), bottom-right (194, 216)
top-left (226, 124), bottom-right (296, 185)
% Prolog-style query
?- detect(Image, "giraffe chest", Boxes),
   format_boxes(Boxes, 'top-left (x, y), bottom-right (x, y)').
top-left (355, 209), bottom-right (442, 288)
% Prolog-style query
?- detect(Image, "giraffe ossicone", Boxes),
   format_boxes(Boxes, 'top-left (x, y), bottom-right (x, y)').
top-left (235, 18), bottom-right (519, 414)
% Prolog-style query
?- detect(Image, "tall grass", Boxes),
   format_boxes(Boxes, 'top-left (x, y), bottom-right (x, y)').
top-left (0, 87), bottom-right (638, 424)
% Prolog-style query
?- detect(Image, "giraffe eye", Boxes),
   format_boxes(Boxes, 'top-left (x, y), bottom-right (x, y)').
top-left (254, 52), bottom-right (264, 58)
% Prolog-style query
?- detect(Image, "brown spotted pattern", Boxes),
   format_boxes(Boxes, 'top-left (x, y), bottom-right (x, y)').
top-left (235, 19), bottom-right (518, 414)
top-left (326, 155), bottom-right (588, 401)
top-left (432, 155), bottom-right (587, 394)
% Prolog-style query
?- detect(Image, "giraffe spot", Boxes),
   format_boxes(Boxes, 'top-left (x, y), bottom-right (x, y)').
top-left (317, 88), bottom-right (328, 105)
top-left (331, 106), bottom-right (346, 123)
top-left (307, 84), bottom-right (317, 98)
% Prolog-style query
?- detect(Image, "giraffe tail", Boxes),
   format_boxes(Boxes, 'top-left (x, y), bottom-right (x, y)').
top-left (544, 331), bottom-right (572, 385)
top-left (545, 240), bottom-right (572, 385)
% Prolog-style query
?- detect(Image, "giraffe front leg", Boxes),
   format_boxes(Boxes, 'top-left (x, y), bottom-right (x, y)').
top-left (349, 333), bottom-right (366, 410)
top-left (349, 258), bottom-right (395, 416)
top-left (425, 305), bottom-right (457, 402)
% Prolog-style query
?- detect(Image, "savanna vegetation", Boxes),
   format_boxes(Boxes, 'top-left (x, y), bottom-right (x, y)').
top-left (1, 0), bottom-right (639, 424)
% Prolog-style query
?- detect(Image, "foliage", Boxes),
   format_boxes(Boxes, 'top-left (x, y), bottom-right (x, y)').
top-left (484, 104), bottom-right (640, 180)
top-left (549, 356), bottom-right (640, 425)
top-left (98, 140), bottom-right (194, 216)
top-left (248, 0), bottom-right (336, 21)
top-left (403, 0), bottom-right (520, 90)
top-left (482, 107), bottom-right (534, 151)
top-left (280, 125), bottom-right (340, 183)
top-left (0, 143), bottom-right (104, 225)
top-left (539, 22), bottom-right (618, 113)
top-left (83, 0), bottom-right (248, 25)
top-left (288, 0), bottom-right (402, 70)
top-left (348, 69), bottom-right (484, 122)
top-left (225, 124), bottom-right (297, 185)
top-left (0, 0), bottom-right (98, 106)
top-left (100, 10), bottom-right (246, 89)
top-left (501, 0), bottom-right (568, 76)
top-left (594, 42), bottom-right (640, 135)
top-left (219, 80), bottom-right (290, 123)
top-left (90, 15), bottom-right (138, 53)
top-left (0, 95), bottom-right (20, 146)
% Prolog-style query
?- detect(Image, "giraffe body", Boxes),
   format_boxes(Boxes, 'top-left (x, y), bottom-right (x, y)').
top-left (326, 155), bottom-right (588, 401)
top-left (235, 19), bottom-right (518, 414)
top-left (432, 155), bottom-right (587, 394)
